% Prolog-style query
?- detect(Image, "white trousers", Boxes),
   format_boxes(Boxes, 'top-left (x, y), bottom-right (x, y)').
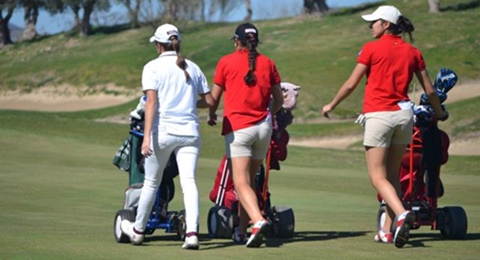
top-left (134, 131), bottom-right (201, 234)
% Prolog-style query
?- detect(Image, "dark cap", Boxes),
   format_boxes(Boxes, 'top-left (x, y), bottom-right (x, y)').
top-left (232, 23), bottom-right (259, 42)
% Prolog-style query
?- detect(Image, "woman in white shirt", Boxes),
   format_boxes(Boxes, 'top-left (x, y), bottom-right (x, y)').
top-left (121, 23), bottom-right (214, 250)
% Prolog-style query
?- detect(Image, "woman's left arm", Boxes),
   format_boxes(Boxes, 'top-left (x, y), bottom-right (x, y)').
top-left (271, 83), bottom-right (284, 115)
top-left (207, 83), bottom-right (223, 126)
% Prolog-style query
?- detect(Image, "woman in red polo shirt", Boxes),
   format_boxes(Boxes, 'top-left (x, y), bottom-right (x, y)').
top-left (208, 23), bottom-right (284, 248)
top-left (322, 6), bottom-right (447, 248)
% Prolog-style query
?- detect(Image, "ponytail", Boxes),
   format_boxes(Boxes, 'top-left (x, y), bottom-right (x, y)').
top-left (160, 36), bottom-right (191, 82)
top-left (243, 33), bottom-right (258, 86)
top-left (390, 16), bottom-right (415, 43)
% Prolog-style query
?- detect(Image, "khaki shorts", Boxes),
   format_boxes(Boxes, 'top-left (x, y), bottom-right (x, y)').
top-left (225, 117), bottom-right (272, 159)
top-left (363, 110), bottom-right (413, 147)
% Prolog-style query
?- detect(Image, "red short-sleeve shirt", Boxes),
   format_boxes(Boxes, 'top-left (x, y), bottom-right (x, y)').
top-left (214, 49), bottom-right (281, 135)
top-left (357, 35), bottom-right (426, 113)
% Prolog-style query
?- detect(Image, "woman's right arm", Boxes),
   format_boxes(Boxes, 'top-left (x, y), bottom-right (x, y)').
top-left (322, 63), bottom-right (367, 118)
top-left (415, 69), bottom-right (447, 120)
top-left (141, 90), bottom-right (157, 157)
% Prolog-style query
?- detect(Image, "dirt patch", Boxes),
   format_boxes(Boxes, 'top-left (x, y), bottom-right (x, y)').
top-left (288, 135), bottom-right (480, 156)
top-left (0, 84), bottom-right (138, 111)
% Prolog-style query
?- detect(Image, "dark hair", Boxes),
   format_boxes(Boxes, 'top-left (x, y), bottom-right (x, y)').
top-left (389, 16), bottom-right (415, 42)
top-left (159, 36), bottom-right (191, 81)
top-left (241, 33), bottom-right (258, 86)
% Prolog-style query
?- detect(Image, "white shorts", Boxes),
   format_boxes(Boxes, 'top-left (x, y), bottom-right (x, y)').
top-left (224, 117), bottom-right (272, 159)
top-left (364, 110), bottom-right (413, 147)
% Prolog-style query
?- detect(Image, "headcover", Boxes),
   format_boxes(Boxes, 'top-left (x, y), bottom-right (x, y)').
top-left (420, 68), bottom-right (458, 105)
top-left (435, 68), bottom-right (458, 93)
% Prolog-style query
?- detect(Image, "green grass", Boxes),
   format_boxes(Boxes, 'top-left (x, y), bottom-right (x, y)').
top-left (0, 1), bottom-right (479, 258)
top-left (0, 109), bottom-right (479, 259)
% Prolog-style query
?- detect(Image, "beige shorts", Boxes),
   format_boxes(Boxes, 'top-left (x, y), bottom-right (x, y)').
top-left (225, 117), bottom-right (272, 159)
top-left (363, 110), bottom-right (413, 147)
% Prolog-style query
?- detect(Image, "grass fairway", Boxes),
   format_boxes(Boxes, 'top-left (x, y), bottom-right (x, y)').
top-left (0, 112), bottom-right (479, 260)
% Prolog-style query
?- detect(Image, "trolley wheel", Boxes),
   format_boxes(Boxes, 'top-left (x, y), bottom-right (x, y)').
top-left (272, 205), bottom-right (295, 238)
top-left (439, 206), bottom-right (468, 239)
top-left (207, 205), bottom-right (233, 238)
top-left (114, 209), bottom-right (136, 243)
top-left (376, 204), bottom-right (390, 233)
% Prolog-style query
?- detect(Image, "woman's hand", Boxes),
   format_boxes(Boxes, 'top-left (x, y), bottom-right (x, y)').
top-left (208, 113), bottom-right (217, 126)
top-left (141, 138), bottom-right (152, 157)
top-left (437, 110), bottom-right (449, 121)
top-left (322, 104), bottom-right (333, 118)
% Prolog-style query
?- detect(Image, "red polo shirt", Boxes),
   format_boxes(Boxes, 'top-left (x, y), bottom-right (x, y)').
top-left (357, 34), bottom-right (426, 113)
top-left (214, 49), bottom-right (281, 135)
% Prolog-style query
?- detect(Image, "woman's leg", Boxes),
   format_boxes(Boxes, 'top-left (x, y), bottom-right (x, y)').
top-left (365, 146), bottom-right (405, 233)
top-left (385, 144), bottom-right (409, 227)
top-left (232, 156), bottom-right (264, 227)
top-left (134, 133), bottom-right (173, 232)
top-left (134, 134), bottom-right (174, 232)
top-left (175, 137), bottom-right (200, 234)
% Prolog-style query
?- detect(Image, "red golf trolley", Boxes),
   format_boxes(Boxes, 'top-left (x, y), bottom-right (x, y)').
top-left (377, 68), bottom-right (468, 240)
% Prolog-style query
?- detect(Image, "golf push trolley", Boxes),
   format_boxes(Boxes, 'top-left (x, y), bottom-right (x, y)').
top-left (376, 68), bottom-right (468, 240)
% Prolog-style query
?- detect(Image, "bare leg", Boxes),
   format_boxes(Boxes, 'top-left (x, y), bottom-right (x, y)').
top-left (232, 156), bottom-right (264, 234)
top-left (385, 144), bottom-right (409, 229)
top-left (365, 146), bottom-right (406, 232)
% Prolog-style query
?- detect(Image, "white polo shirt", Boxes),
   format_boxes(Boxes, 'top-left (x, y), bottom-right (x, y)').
top-left (142, 51), bottom-right (210, 137)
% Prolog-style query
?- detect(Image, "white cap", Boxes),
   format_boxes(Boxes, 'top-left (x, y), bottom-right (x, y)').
top-left (149, 23), bottom-right (181, 43)
top-left (361, 5), bottom-right (402, 25)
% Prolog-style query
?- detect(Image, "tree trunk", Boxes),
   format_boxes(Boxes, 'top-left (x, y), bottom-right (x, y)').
top-left (316, 0), bottom-right (329, 14)
top-left (121, 0), bottom-right (142, 29)
top-left (130, 0), bottom-right (142, 29)
top-left (80, 0), bottom-right (96, 37)
top-left (21, 0), bottom-right (39, 41)
top-left (71, 4), bottom-right (82, 32)
top-left (200, 0), bottom-right (205, 22)
top-left (428, 0), bottom-right (440, 13)
top-left (0, 2), bottom-right (15, 46)
top-left (303, 0), bottom-right (329, 15)
top-left (244, 0), bottom-right (252, 22)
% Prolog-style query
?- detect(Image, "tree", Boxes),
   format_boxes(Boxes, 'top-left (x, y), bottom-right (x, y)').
top-left (303, 0), bottom-right (329, 15)
top-left (428, 0), bottom-right (440, 13)
top-left (0, 0), bottom-right (15, 46)
top-left (117, 0), bottom-right (142, 28)
top-left (244, 0), bottom-right (251, 22)
top-left (65, 0), bottom-right (110, 37)
top-left (201, 0), bottom-right (240, 22)
top-left (20, 0), bottom-right (41, 41)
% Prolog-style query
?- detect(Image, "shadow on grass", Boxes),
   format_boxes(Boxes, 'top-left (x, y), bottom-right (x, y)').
top-left (265, 231), bottom-right (368, 248)
top-left (197, 231), bottom-right (368, 250)
top-left (407, 232), bottom-right (480, 248)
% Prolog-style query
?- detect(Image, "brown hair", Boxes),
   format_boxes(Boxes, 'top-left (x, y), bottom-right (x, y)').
top-left (160, 36), bottom-right (191, 81)
top-left (389, 16), bottom-right (415, 43)
top-left (241, 33), bottom-right (258, 86)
